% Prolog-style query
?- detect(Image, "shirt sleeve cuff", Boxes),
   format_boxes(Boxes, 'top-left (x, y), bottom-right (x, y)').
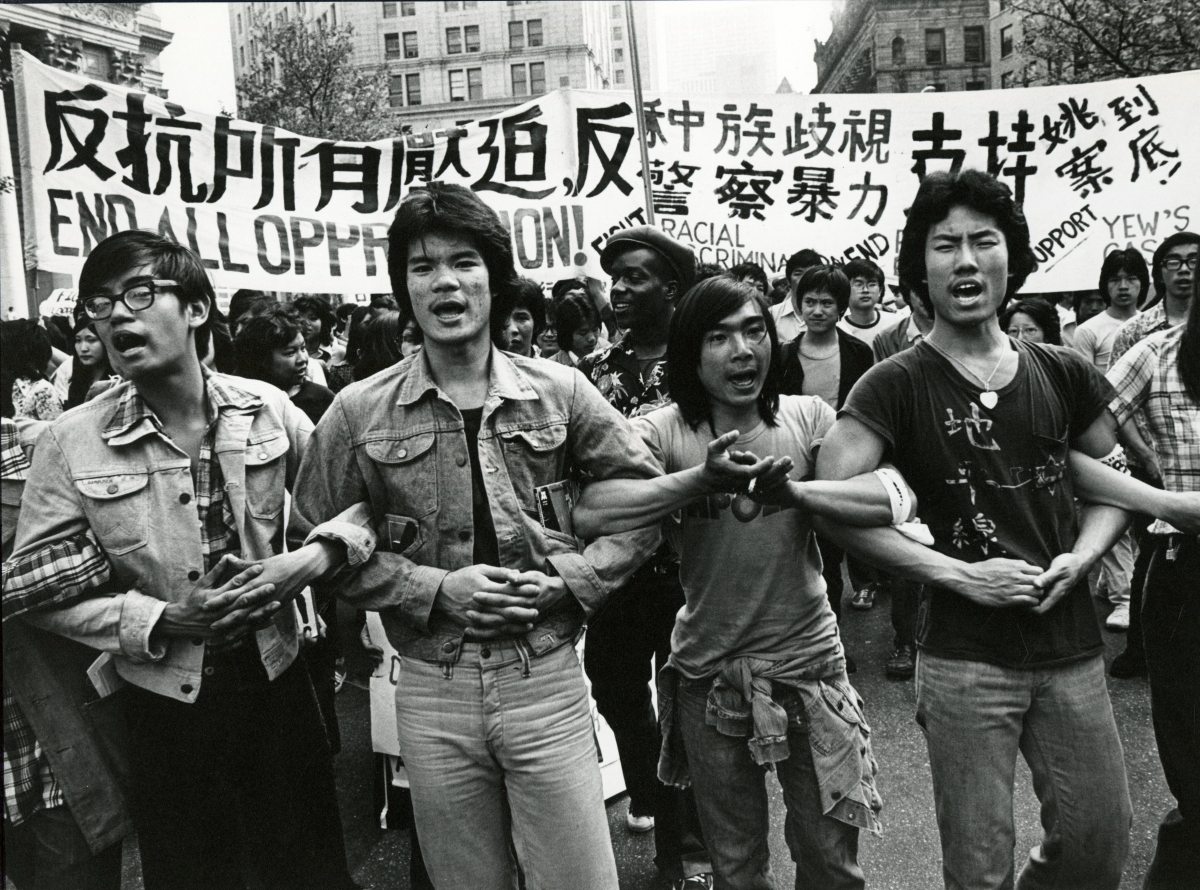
top-left (119, 591), bottom-right (169, 663)
top-left (402, 565), bottom-right (449, 633)
top-left (546, 553), bottom-right (607, 618)
top-left (304, 502), bottom-right (378, 568)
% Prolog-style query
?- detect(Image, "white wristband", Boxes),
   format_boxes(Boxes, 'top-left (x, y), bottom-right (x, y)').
top-left (874, 467), bottom-right (913, 525)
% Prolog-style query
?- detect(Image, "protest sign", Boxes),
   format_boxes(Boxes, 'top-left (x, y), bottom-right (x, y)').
top-left (13, 48), bottom-right (1198, 296)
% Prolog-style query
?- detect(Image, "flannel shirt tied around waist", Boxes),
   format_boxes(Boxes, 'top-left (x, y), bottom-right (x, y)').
top-left (658, 655), bottom-right (882, 836)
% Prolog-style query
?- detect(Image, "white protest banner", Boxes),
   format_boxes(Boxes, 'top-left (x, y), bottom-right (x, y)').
top-left (14, 48), bottom-right (1199, 296)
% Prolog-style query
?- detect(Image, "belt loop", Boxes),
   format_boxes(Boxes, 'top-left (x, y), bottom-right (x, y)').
top-left (443, 661), bottom-right (454, 680)
top-left (515, 639), bottom-right (532, 678)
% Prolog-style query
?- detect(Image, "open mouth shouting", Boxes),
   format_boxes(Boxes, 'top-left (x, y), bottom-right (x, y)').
top-left (109, 330), bottom-right (149, 355)
top-left (430, 298), bottom-right (468, 325)
top-left (727, 366), bottom-right (760, 394)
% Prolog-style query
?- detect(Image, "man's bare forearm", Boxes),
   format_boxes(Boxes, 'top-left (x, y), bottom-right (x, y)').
top-left (574, 466), bottom-right (714, 538)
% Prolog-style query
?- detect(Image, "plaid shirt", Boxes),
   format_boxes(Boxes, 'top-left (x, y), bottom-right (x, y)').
top-left (1108, 303), bottom-right (1178, 370)
top-left (2, 423), bottom-right (65, 824)
top-left (1107, 326), bottom-right (1199, 535)
top-left (2, 371), bottom-right (247, 824)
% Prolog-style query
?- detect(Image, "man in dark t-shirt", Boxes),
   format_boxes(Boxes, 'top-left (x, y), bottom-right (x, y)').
top-left (817, 170), bottom-right (1133, 890)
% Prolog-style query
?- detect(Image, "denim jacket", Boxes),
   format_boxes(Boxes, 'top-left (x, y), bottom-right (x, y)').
top-left (8, 372), bottom-right (376, 703)
top-left (288, 346), bottom-right (663, 663)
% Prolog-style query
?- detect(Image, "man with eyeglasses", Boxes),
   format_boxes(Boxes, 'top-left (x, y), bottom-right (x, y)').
top-left (3, 230), bottom-right (374, 890)
top-left (838, 258), bottom-right (899, 348)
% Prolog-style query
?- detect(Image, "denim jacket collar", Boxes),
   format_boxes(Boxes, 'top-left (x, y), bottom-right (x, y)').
top-left (101, 367), bottom-right (263, 447)
top-left (396, 345), bottom-right (540, 409)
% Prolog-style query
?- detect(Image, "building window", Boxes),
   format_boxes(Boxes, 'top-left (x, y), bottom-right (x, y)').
top-left (403, 31), bottom-right (418, 58)
top-left (445, 0), bottom-right (460, 9)
top-left (401, 0), bottom-right (416, 14)
top-left (237, 13), bottom-right (243, 33)
top-left (447, 27), bottom-right (462, 53)
top-left (530, 61), bottom-right (545, 95)
top-left (464, 0), bottom-right (477, 6)
top-left (383, 2), bottom-right (396, 17)
top-left (612, 3), bottom-right (621, 18)
top-left (1001, 71), bottom-right (1014, 89)
top-left (467, 67), bottom-right (483, 100)
top-left (512, 63), bottom-right (527, 96)
top-left (331, 5), bottom-right (337, 26)
top-left (449, 70), bottom-right (466, 101)
top-left (925, 29), bottom-right (945, 65)
top-left (278, 7), bottom-right (288, 22)
top-left (465, 24), bottom-right (480, 52)
top-left (891, 36), bottom-right (905, 66)
top-left (509, 21), bottom-right (525, 50)
top-left (613, 25), bottom-right (623, 41)
top-left (613, 48), bottom-right (623, 63)
top-left (1000, 25), bottom-right (1013, 58)
top-left (239, 46), bottom-right (246, 67)
top-left (527, 19), bottom-right (542, 47)
top-left (615, 69), bottom-right (625, 85)
top-left (385, 33), bottom-right (400, 59)
top-left (389, 74), bottom-right (405, 107)
top-left (964, 26), bottom-right (985, 63)
top-left (250, 38), bottom-right (257, 59)
top-left (929, 82), bottom-right (947, 92)
top-left (81, 44), bottom-right (109, 81)
top-left (407, 72), bottom-right (421, 105)
top-left (966, 79), bottom-right (986, 90)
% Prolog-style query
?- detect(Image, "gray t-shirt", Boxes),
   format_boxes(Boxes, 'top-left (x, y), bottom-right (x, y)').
top-left (798, 348), bottom-right (841, 408)
top-left (633, 396), bottom-right (842, 679)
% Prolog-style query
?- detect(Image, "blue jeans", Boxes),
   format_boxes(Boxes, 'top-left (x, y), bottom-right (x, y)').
top-left (395, 640), bottom-right (619, 890)
top-left (915, 652), bottom-right (1131, 890)
top-left (675, 678), bottom-right (864, 890)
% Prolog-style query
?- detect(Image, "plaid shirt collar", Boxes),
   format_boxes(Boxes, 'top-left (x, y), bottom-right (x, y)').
top-left (102, 368), bottom-right (262, 445)
top-left (0, 418), bottom-right (31, 480)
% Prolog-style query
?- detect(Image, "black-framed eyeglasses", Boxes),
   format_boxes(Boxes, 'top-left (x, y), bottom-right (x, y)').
top-left (81, 280), bottom-right (179, 320)
top-left (1162, 256), bottom-right (1197, 272)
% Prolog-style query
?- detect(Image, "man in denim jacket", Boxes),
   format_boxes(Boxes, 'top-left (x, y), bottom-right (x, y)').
top-left (289, 184), bottom-right (662, 889)
top-left (4, 232), bottom-right (374, 890)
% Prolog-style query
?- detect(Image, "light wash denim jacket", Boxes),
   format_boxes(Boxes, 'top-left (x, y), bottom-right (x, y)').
top-left (289, 347), bottom-right (664, 663)
top-left (8, 372), bottom-right (376, 703)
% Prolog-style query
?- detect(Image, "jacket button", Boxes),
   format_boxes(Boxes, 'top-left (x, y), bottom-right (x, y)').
top-left (181, 684), bottom-right (193, 694)
top-left (203, 666), bottom-right (214, 676)
top-left (458, 530), bottom-right (470, 542)
top-left (179, 493), bottom-right (192, 504)
top-left (106, 483), bottom-right (119, 494)
top-left (442, 641), bottom-right (456, 653)
top-left (187, 570), bottom-right (200, 581)
top-left (480, 647), bottom-right (491, 658)
top-left (257, 453), bottom-right (268, 461)
top-left (396, 449), bottom-right (407, 458)
top-left (456, 455), bottom-right (467, 467)
top-left (832, 790), bottom-right (842, 799)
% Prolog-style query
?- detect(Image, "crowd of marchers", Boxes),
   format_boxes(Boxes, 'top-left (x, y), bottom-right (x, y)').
top-left (3, 168), bottom-right (1199, 890)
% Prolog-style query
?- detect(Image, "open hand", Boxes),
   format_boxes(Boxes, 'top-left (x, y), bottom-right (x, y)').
top-left (702, 430), bottom-right (794, 494)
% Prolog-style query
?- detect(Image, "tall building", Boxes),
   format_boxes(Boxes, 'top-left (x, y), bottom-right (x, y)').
top-left (608, 1), bottom-right (654, 92)
top-left (652, 1), bottom-right (779, 94)
top-left (228, 1), bottom-right (631, 132)
top-left (814, 0), bottom-right (992, 94)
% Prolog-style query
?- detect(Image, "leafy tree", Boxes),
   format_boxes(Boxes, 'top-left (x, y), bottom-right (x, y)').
top-left (1012, 0), bottom-right (1200, 85)
top-left (234, 11), bottom-right (397, 141)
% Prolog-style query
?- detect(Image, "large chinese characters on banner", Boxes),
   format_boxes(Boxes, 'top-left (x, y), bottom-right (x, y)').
top-left (14, 49), bottom-right (1199, 295)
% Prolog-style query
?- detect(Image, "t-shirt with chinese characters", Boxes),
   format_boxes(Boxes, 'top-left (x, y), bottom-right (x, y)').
top-left (840, 339), bottom-right (1115, 668)
top-left (632, 396), bottom-right (843, 679)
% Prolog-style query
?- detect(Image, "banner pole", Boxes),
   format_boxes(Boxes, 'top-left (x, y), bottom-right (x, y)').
top-left (0, 75), bottom-right (31, 319)
top-left (624, 0), bottom-right (655, 226)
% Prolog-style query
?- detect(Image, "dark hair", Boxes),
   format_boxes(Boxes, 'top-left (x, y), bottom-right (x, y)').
top-left (785, 249), bottom-right (823, 279)
top-left (369, 293), bottom-right (399, 311)
top-left (1151, 231), bottom-right (1200, 299)
top-left (354, 310), bottom-right (404, 381)
top-left (552, 277), bottom-right (586, 301)
top-left (233, 302), bottom-right (305, 381)
top-left (897, 169), bottom-right (1037, 318)
top-left (667, 277), bottom-right (780, 431)
top-left (65, 323), bottom-right (114, 409)
top-left (1180, 273), bottom-right (1200, 402)
top-left (1071, 289), bottom-right (1104, 315)
top-left (694, 262), bottom-right (725, 283)
top-left (387, 183), bottom-right (518, 333)
top-left (729, 262), bottom-right (769, 294)
top-left (492, 278), bottom-right (546, 347)
top-left (334, 301), bottom-right (358, 334)
top-left (796, 265), bottom-right (852, 316)
top-left (843, 257), bottom-right (885, 288)
top-left (554, 293), bottom-right (601, 350)
top-left (340, 304), bottom-right (376, 370)
top-left (228, 289), bottom-right (270, 333)
top-left (1, 320), bottom-right (54, 418)
top-left (1000, 297), bottom-right (1062, 346)
top-left (78, 230), bottom-right (215, 359)
top-left (1098, 248), bottom-right (1149, 306)
top-left (292, 295), bottom-right (336, 347)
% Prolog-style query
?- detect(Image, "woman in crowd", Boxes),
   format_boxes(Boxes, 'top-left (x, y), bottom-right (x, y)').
top-left (1001, 297), bottom-right (1062, 345)
top-left (354, 310), bottom-right (406, 381)
top-left (493, 277), bottom-right (546, 358)
top-left (63, 314), bottom-right (115, 410)
top-left (550, 292), bottom-right (604, 367)
top-left (1, 320), bottom-right (63, 421)
top-left (234, 302), bottom-right (334, 425)
top-left (293, 294), bottom-right (336, 386)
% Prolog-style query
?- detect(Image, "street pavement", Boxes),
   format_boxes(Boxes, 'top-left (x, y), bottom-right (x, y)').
top-left (112, 586), bottom-right (1168, 890)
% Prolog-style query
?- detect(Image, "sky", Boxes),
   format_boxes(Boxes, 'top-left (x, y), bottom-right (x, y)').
top-left (151, 0), bottom-right (835, 117)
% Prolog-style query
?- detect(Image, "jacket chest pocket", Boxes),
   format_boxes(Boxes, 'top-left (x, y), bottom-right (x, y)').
top-left (497, 423), bottom-right (568, 508)
top-left (245, 434), bottom-right (290, 520)
top-left (75, 473), bottom-right (150, 555)
top-left (365, 433), bottom-right (438, 519)
top-left (806, 678), bottom-right (868, 758)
